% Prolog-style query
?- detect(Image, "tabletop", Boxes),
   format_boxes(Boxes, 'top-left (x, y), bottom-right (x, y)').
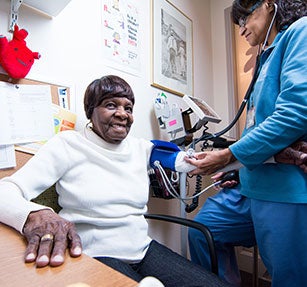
top-left (0, 223), bottom-right (138, 287)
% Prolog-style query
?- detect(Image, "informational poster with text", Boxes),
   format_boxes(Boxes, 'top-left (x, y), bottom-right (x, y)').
top-left (101, 0), bottom-right (141, 75)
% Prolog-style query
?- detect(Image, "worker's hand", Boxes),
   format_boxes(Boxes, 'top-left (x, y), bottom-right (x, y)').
top-left (211, 171), bottom-right (239, 189)
top-left (275, 141), bottom-right (307, 173)
top-left (185, 148), bottom-right (236, 176)
top-left (23, 209), bottom-right (82, 268)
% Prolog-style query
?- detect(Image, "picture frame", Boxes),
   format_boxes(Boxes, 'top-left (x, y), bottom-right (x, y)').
top-left (151, 0), bottom-right (193, 97)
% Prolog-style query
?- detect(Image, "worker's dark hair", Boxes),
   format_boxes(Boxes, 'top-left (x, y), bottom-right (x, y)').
top-left (231, 0), bottom-right (307, 31)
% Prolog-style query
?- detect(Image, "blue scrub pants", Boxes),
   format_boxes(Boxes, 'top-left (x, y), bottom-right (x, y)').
top-left (188, 186), bottom-right (307, 287)
top-left (188, 185), bottom-right (255, 286)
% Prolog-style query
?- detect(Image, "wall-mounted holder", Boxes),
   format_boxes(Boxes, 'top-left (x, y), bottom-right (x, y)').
top-left (9, 0), bottom-right (23, 32)
top-left (8, 0), bottom-right (72, 32)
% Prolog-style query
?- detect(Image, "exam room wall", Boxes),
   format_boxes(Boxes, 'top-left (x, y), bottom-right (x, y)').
top-left (0, 0), bottom-right (233, 254)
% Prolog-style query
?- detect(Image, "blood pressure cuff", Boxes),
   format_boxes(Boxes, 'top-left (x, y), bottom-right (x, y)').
top-left (150, 140), bottom-right (180, 171)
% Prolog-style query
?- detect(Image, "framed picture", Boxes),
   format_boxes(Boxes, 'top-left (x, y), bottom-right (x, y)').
top-left (151, 0), bottom-right (193, 97)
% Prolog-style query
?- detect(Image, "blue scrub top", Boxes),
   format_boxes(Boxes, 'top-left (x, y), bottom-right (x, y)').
top-left (230, 17), bottom-right (307, 203)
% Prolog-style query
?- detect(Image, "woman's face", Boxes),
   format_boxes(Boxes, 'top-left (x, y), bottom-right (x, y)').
top-left (91, 97), bottom-right (134, 144)
top-left (238, 1), bottom-right (277, 47)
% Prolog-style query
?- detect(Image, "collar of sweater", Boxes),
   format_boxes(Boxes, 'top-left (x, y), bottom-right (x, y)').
top-left (82, 125), bottom-right (129, 152)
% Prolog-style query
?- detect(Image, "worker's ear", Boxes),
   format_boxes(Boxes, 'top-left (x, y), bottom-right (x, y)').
top-left (265, 0), bottom-right (275, 12)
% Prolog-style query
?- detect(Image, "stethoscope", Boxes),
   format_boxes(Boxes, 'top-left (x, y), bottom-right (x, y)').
top-left (190, 3), bottom-right (278, 149)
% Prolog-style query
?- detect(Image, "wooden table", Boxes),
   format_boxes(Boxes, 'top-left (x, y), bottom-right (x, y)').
top-left (0, 223), bottom-right (138, 287)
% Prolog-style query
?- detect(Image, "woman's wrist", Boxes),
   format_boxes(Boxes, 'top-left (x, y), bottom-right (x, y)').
top-left (220, 148), bottom-right (236, 166)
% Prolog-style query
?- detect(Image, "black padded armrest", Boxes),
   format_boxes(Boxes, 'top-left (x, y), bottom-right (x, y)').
top-left (144, 213), bottom-right (218, 275)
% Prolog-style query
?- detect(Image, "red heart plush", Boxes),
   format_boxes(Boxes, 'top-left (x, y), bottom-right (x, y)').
top-left (0, 25), bottom-right (40, 79)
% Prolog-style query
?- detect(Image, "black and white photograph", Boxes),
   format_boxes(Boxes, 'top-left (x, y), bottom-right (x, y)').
top-left (151, 0), bottom-right (193, 96)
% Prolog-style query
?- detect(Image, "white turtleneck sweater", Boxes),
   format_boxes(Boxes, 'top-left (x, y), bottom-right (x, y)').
top-left (0, 128), bottom-right (193, 263)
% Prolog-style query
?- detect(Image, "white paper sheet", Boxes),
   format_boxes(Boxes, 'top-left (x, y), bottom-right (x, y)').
top-left (0, 145), bottom-right (16, 169)
top-left (0, 82), bottom-right (54, 145)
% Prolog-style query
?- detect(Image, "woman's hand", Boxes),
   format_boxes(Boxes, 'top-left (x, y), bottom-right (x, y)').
top-left (185, 148), bottom-right (236, 176)
top-left (211, 171), bottom-right (239, 189)
top-left (275, 141), bottom-right (307, 173)
top-left (22, 209), bottom-right (82, 268)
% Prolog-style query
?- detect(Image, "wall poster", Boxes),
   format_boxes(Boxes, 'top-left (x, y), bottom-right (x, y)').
top-left (102, 0), bottom-right (141, 75)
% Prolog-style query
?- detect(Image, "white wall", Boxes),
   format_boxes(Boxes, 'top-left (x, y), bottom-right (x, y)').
top-left (0, 0), bottom-right (233, 254)
top-left (210, 0), bottom-right (236, 137)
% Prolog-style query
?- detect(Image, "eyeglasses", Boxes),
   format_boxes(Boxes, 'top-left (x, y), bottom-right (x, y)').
top-left (238, 1), bottom-right (263, 27)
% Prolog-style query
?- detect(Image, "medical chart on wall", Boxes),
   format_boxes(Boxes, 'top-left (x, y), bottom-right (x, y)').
top-left (0, 82), bottom-right (54, 145)
top-left (0, 145), bottom-right (16, 169)
top-left (15, 104), bottom-right (77, 155)
top-left (101, 0), bottom-right (141, 75)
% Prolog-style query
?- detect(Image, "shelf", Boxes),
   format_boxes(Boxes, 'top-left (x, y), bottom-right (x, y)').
top-left (22, 0), bottom-right (72, 17)
top-left (8, 0), bottom-right (72, 31)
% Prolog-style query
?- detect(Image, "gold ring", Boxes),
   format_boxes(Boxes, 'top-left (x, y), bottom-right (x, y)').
top-left (41, 234), bottom-right (54, 242)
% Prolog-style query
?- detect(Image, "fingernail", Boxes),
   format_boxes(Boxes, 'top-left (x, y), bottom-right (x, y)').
top-left (73, 246), bottom-right (82, 255)
top-left (37, 255), bottom-right (49, 263)
top-left (52, 255), bottom-right (64, 263)
top-left (25, 253), bottom-right (35, 261)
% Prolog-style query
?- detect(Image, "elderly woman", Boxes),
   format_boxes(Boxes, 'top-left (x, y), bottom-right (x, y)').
top-left (0, 75), bottom-right (231, 287)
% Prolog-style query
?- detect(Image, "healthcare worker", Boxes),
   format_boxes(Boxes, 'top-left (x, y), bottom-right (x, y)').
top-left (186, 1), bottom-right (307, 287)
